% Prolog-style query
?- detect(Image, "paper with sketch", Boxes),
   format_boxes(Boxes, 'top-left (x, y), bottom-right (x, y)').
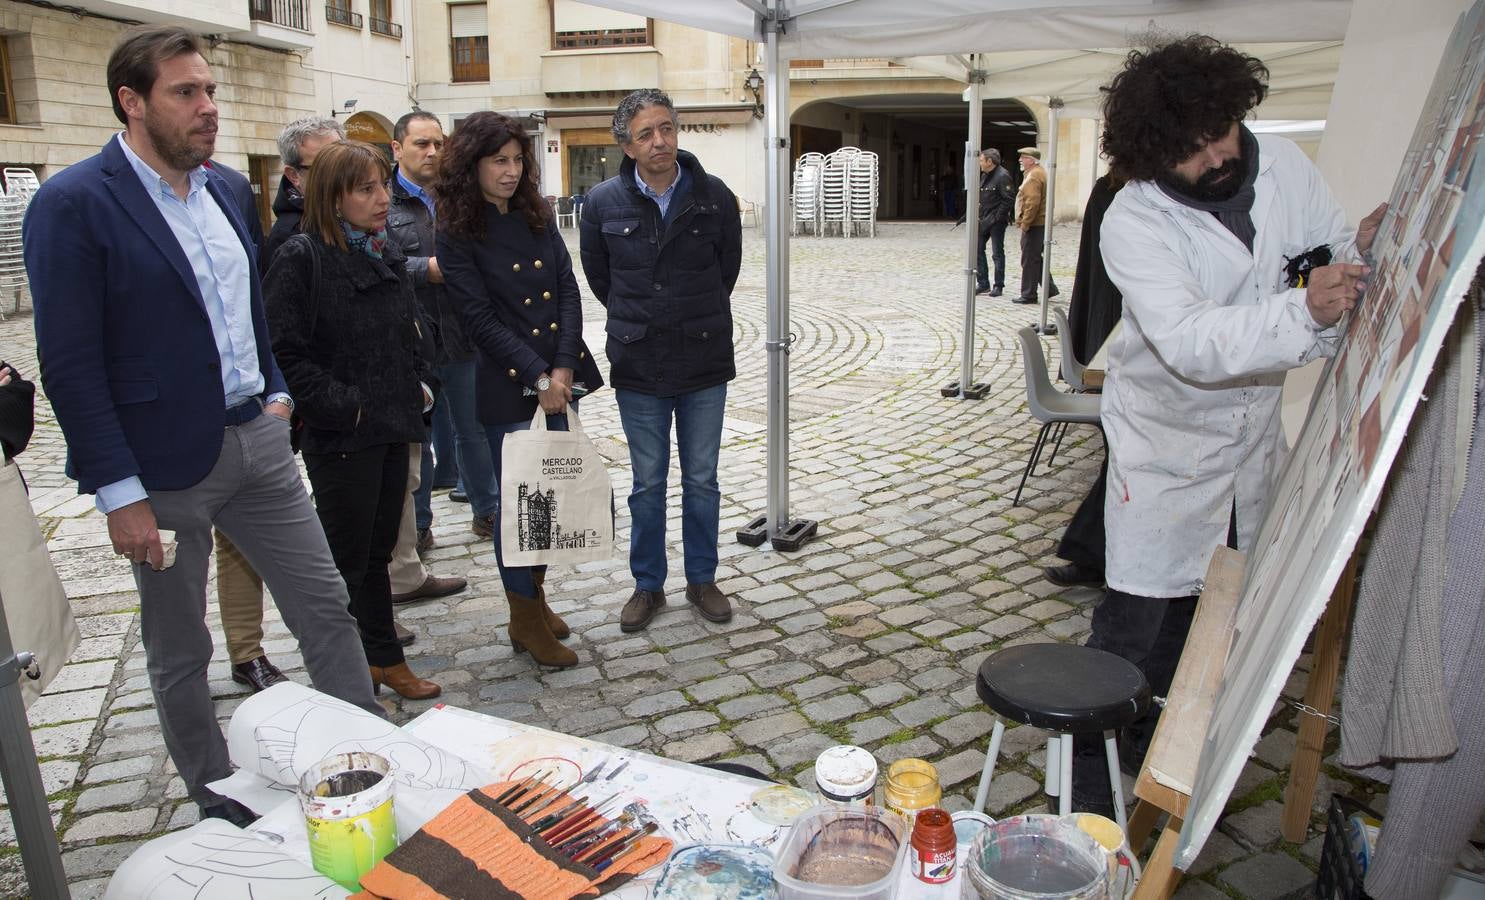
top-left (103, 818), bottom-right (348, 900)
top-left (227, 682), bottom-right (490, 791)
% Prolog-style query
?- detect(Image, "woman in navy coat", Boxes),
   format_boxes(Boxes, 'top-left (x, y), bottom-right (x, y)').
top-left (436, 112), bottom-right (603, 669)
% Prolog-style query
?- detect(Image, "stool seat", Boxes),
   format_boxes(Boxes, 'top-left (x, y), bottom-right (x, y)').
top-left (976, 643), bottom-right (1150, 733)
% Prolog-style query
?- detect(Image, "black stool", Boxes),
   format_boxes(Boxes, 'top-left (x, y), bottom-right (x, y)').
top-left (970, 642), bottom-right (1150, 832)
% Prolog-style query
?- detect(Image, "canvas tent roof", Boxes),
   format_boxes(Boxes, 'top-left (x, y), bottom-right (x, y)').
top-left (584, 0), bottom-right (1352, 57)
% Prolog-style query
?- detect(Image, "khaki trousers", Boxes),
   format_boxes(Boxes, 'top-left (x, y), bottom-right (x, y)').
top-left (388, 442), bottom-right (429, 594)
top-left (213, 528), bottom-right (264, 665)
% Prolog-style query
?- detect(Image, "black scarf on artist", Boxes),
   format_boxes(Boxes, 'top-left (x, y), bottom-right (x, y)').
top-left (1157, 124), bottom-right (1260, 252)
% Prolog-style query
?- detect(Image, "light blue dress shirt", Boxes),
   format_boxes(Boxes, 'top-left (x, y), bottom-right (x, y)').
top-left (97, 134), bottom-right (283, 514)
top-left (633, 163), bottom-right (687, 219)
top-left (397, 167), bottom-right (435, 216)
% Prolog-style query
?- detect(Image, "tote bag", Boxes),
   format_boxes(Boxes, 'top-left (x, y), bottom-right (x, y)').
top-left (0, 461), bottom-right (81, 706)
top-left (500, 406), bottom-right (614, 567)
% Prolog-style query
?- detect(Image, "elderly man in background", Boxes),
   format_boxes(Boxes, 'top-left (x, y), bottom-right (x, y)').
top-left (1013, 147), bottom-right (1058, 305)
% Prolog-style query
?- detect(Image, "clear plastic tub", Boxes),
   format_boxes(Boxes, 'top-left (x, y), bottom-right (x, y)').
top-left (773, 803), bottom-right (910, 900)
top-left (961, 814), bottom-right (1108, 900)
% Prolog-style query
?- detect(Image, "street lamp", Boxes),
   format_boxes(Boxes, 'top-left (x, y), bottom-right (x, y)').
top-left (743, 67), bottom-right (764, 119)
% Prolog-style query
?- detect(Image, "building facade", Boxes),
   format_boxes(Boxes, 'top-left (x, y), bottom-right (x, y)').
top-left (0, 0), bottom-right (413, 232)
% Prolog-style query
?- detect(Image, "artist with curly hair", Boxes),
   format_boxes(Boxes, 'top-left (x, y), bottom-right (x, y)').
top-left (434, 112), bottom-right (603, 669)
top-left (1066, 35), bottom-right (1387, 817)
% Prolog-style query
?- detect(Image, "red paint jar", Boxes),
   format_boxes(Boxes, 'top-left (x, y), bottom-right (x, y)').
top-left (909, 807), bottom-right (956, 884)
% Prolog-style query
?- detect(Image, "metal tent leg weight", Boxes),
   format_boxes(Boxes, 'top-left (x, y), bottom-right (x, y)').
top-left (737, 515), bottom-right (769, 547)
top-left (736, 516), bottom-right (818, 552)
top-left (939, 380), bottom-right (992, 399)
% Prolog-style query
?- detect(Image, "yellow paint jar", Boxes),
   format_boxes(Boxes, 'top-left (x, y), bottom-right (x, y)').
top-left (884, 758), bottom-right (941, 823)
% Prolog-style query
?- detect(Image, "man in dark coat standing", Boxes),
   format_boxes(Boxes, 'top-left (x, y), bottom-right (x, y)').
top-left (261, 115), bottom-right (343, 275)
top-left (579, 88), bottom-right (742, 633)
top-left (974, 148), bottom-right (1015, 297)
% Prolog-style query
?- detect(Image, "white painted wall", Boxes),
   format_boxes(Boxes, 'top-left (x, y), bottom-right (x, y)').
top-left (1317, 0), bottom-right (1476, 219)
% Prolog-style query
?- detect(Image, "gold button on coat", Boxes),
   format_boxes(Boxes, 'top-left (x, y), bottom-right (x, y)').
top-left (533, 259), bottom-right (543, 269)
top-left (507, 368), bottom-right (518, 378)
top-left (542, 291), bottom-right (551, 300)
top-left (524, 298), bottom-right (532, 306)
top-left (512, 263), bottom-right (521, 272)
top-left (549, 322), bottom-right (558, 331)
top-left (579, 351), bottom-right (586, 359)
top-left (530, 328), bottom-right (540, 336)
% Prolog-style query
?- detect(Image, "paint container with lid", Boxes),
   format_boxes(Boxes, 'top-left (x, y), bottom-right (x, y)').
top-left (909, 807), bottom-right (957, 884)
top-left (815, 745), bottom-right (878, 806)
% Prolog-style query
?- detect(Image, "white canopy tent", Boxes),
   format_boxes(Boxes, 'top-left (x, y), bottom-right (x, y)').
top-left (581, 0), bottom-right (1352, 551)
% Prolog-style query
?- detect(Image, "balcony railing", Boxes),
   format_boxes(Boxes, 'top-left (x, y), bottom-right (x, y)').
top-left (250, 0), bottom-right (312, 31)
top-left (370, 16), bottom-right (402, 38)
top-left (326, 3), bottom-right (362, 28)
top-left (250, 0), bottom-right (311, 31)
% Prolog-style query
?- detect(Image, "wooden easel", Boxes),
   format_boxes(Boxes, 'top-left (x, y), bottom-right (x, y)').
top-left (1127, 546), bottom-right (1246, 900)
top-left (1280, 552), bottom-right (1360, 841)
top-left (1126, 547), bottom-right (1362, 897)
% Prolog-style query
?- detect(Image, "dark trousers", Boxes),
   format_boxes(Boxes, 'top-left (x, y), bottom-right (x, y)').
top-left (1071, 589), bottom-right (1199, 809)
top-left (304, 443), bottom-right (410, 667)
top-left (1071, 506), bottom-right (1237, 810)
top-left (1020, 225), bottom-right (1058, 301)
top-left (976, 220), bottom-right (1008, 291)
top-left (1057, 458), bottom-right (1107, 572)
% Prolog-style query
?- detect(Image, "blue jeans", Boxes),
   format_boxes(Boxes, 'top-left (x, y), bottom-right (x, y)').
top-left (437, 360), bottom-right (497, 519)
top-left (615, 384), bottom-right (726, 591)
top-left (431, 393), bottom-right (458, 488)
top-left (976, 219), bottom-right (1007, 290)
top-left (485, 406), bottom-right (573, 597)
top-left (413, 440), bottom-right (433, 531)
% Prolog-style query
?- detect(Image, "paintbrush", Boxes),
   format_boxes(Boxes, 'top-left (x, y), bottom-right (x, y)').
top-left (518, 784), bottom-right (575, 820)
top-left (547, 803), bottom-right (628, 848)
top-left (573, 823), bottom-right (640, 865)
top-left (535, 791), bottom-right (619, 834)
top-left (588, 823), bottom-right (660, 872)
top-left (511, 779), bottom-right (569, 815)
top-left (499, 769), bottom-right (555, 808)
top-left (552, 811), bottom-right (634, 855)
top-left (493, 772), bottom-right (541, 806)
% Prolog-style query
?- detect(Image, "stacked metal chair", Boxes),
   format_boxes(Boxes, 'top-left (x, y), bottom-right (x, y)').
top-left (846, 149), bottom-right (878, 237)
top-left (0, 168), bottom-right (36, 319)
top-left (791, 152), bottom-right (824, 236)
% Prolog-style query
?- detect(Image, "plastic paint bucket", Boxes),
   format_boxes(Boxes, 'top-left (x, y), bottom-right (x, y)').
top-left (299, 751), bottom-right (397, 889)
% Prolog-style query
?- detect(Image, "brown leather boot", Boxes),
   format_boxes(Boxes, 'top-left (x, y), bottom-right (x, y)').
top-left (532, 569), bottom-right (570, 639)
top-left (507, 591), bottom-right (578, 668)
top-left (369, 662), bottom-right (441, 700)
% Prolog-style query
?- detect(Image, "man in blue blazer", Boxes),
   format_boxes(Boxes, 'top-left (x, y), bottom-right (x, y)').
top-left (23, 24), bottom-right (384, 825)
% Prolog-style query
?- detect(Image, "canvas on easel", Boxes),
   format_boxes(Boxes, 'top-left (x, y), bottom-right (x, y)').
top-left (1176, 0), bottom-right (1485, 868)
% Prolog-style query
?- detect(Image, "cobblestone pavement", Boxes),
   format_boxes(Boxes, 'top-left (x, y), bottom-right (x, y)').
top-left (2, 222), bottom-right (1373, 899)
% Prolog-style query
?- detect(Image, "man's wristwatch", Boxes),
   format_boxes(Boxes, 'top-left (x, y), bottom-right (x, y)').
top-left (536, 375), bottom-right (552, 392)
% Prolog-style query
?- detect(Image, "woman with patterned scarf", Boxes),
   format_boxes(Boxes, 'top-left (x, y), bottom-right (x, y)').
top-left (263, 139), bottom-right (442, 700)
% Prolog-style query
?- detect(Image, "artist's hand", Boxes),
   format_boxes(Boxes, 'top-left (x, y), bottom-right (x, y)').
top-left (264, 400), bottom-right (292, 421)
top-left (108, 499), bottom-right (164, 570)
top-left (1355, 202), bottom-right (1388, 256)
top-left (0, 364), bottom-right (12, 387)
top-left (537, 369), bottom-right (572, 415)
top-left (1305, 263), bottom-right (1370, 327)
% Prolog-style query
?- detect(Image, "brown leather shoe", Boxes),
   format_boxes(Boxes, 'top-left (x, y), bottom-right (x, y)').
top-left (471, 515), bottom-right (494, 538)
top-left (391, 573), bottom-right (467, 605)
top-left (230, 656), bottom-right (288, 692)
top-left (620, 589), bottom-right (665, 633)
top-left (532, 569), bottom-right (570, 639)
top-left (416, 528), bottom-right (435, 556)
top-left (369, 662), bottom-right (441, 700)
top-left (685, 582), bottom-right (733, 623)
top-left (394, 620), bottom-right (416, 647)
top-left (507, 591), bottom-right (578, 667)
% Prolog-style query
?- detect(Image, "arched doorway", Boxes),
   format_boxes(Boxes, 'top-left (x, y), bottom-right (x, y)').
top-left (344, 111), bottom-right (395, 162)
top-left (791, 95), bottom-right (1036, 220)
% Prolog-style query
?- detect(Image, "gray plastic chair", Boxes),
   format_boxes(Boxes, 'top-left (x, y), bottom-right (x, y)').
top-left (1014, 327), bottom-right (1102, 507)
top-left (1052, 306), bottom-right (1087, 392)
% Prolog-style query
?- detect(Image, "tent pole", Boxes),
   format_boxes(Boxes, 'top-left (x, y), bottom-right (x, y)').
top-left (1037, 97), bottom-right (1063, 335)
top-left (0, 599), bottom-right (69, 898)
top-left (943, 56), bottom-right (988, 401)
top-left (746, 0), bottom-right (815, 553)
